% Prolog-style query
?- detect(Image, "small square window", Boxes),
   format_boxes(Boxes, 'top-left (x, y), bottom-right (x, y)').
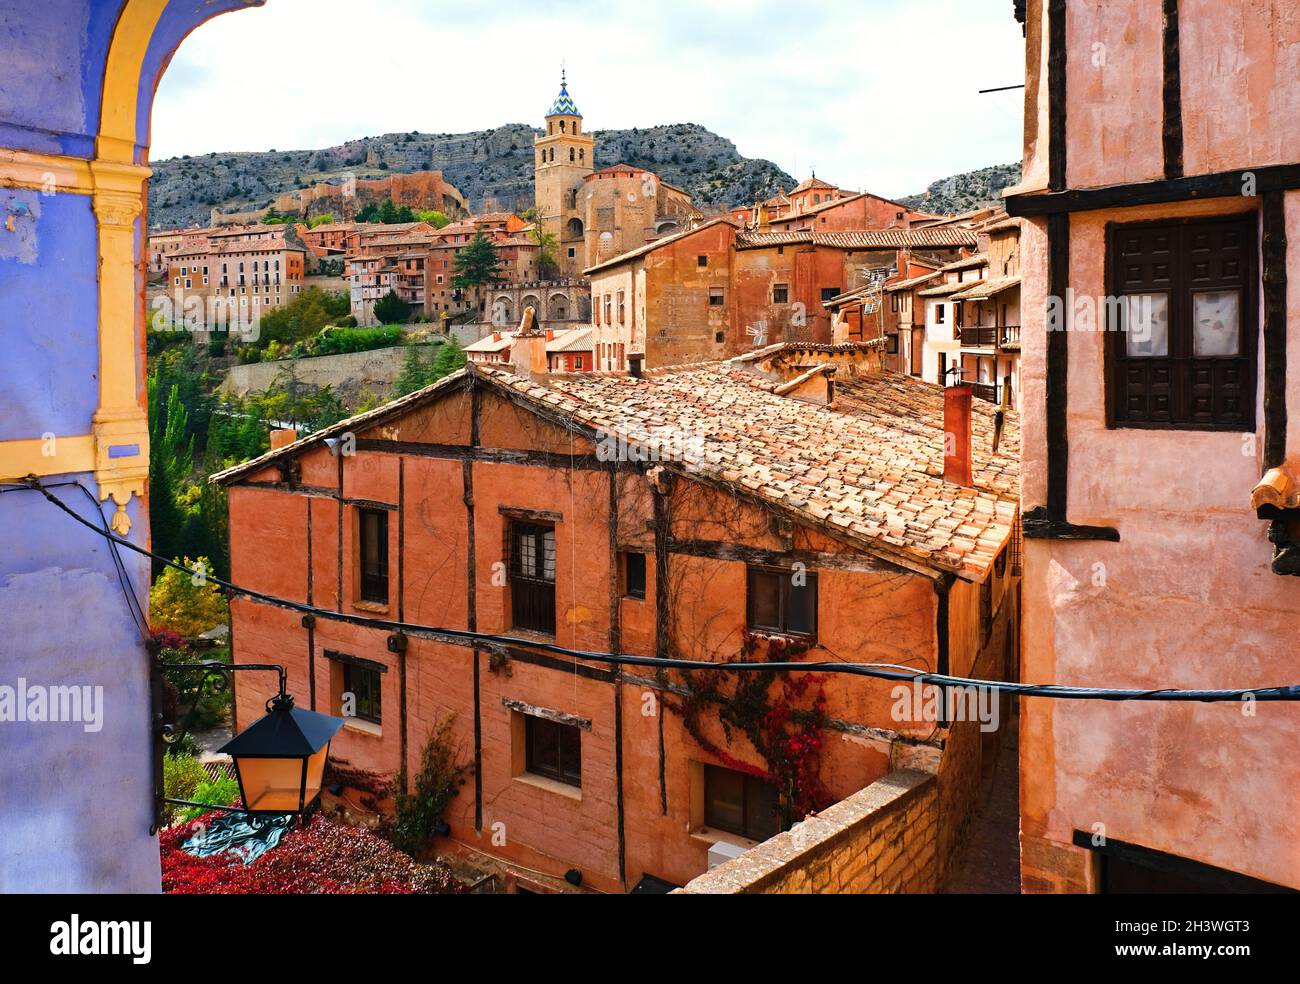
top-left (525, 715), bottom-right (581, 787)
top-left (746, 566), bottom-right (817, 636)
top-left (697, 255), bottom-right (708, 268)
top-left (773, 285), bottom-right (789, 304)
top-left (704, 764), bottom-right (779, 841)
top-left (709, 287), bottom-right (725, 307)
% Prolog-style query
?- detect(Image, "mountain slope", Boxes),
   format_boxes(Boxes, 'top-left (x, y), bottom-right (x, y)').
top-left (900, 162), bottom-right (1022, 216)
top-left (147, 124), bottom-right (795, 229)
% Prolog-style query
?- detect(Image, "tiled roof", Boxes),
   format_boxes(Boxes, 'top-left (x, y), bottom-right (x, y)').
top-left (214, 349), bottom-right (1018, 581)
top-left (735, 231), bottom-right (814, 249)
top-left (950, 275), bottom-right (1020, 301)
top-left (918, 280), bottom-right (975, 297)
top-left (884, 270), bottom-right (943, 293)
top-left (465, 333), bottom-right (513, 354)
top-left (478, 361), bottom-right (1019, 580)
top-left (734, 228), bottom-right (978, 252)
top-left (814, 228), bottom-right (978, 250)
top-left (547, 327), bottom-right (594, 353)
top-left (936, 253), bottom-right (990, 273)
top-left (791, 176), bottom-right (840, 194)
top-left (584, 218), bottom-right (737, 275)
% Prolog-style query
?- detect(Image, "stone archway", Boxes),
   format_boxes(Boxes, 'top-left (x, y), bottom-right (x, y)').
top-left (549, 292), bottom-right (570, 321)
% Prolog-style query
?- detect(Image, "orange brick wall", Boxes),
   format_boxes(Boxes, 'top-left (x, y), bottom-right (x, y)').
top-left (226, 379), bottom-right (952, 891)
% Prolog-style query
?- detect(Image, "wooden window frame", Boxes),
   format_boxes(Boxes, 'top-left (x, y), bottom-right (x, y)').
top-left (508, 520), bottom-right (557, 636)
top-left (1104, 214), bottom-right (1258, 432)
top-left (703, 764), bottom-right (780, 842)
top-left (524, 714), bottom-right (582, 788)
top-left (621, 551), bottom-right (647, 600)
top-left (358, 508), bottom-right (389, 606)
top-left (745, 565), bottom-right (818, 639)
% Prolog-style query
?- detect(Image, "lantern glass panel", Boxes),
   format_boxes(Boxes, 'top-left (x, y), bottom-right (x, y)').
top-left (237, 757), bottom-right (307, 813)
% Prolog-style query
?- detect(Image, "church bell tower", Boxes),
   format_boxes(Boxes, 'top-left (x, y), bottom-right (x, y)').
top-left (534, 70), bottom-right (595, 278)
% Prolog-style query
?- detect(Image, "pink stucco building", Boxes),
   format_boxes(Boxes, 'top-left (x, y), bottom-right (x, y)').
top-left (1007, 0), bottom-right (1300, 892)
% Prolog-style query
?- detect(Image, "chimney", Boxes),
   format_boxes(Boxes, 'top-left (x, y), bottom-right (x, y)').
top-left (507, 307), bottom-right (549, 382)
top-left (943, 384), bottom-right (973, 486)
top-left (270, 428), bottom-right (298, 451)
top-left (628, 353), bottom-right (644, 379)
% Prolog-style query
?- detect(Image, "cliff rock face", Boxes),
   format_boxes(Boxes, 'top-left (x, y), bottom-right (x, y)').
top-left (900, 162), bottom-right (1023, 216)
top-left (148, 123), bottom-right (796, 229)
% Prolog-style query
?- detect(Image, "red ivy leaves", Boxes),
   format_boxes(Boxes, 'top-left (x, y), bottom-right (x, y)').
top-left (160, 812), bottom-right (461, 895)
top-left (664, 629), bottom-right (834, 829)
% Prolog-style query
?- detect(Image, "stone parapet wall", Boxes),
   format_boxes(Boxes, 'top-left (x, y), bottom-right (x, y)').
top-left (675, 771), bottom-right (938, 894)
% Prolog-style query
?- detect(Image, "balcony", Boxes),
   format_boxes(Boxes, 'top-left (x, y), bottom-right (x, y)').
top-left (970, 381), bottom-right (1001, 404)
top-left (959, 325), bottom-right (1021, 350)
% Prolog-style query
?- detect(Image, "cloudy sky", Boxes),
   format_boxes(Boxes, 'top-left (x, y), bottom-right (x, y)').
top-left (152, 0), bottom-right (1025, 198)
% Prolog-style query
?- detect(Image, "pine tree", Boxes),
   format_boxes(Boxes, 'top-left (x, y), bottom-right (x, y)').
top-left (392, 342), bottom-right (430, 397)
top-left (429, 337), bottom-right (466, 382)
top-left (373, 290), bottom-right (409, 326)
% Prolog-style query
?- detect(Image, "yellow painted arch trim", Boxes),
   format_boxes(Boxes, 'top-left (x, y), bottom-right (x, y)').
top-left (98, 0), bottom-right (169, 164)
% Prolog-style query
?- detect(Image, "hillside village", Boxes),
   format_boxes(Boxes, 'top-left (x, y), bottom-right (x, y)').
top-left (6, 0), bottom-right (1300, 916)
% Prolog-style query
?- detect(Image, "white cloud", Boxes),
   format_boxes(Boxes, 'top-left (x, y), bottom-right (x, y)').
top-left (151, 0), bottom-right (1024, 198)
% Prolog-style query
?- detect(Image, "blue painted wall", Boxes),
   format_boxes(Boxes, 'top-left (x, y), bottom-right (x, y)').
top-left (0, 0), bottom-right (259, 893)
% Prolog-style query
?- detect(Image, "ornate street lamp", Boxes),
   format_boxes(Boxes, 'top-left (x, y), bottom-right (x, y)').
top-left (152, 659), bottom-right (343, 833)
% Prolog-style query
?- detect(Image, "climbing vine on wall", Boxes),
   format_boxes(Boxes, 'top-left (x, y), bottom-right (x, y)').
top-left (663, 630), bottom-right (834, 828)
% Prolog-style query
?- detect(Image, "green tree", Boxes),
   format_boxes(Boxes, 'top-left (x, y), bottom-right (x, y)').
top-left (393, 341), bottom-right (432, 396)
top-left (452, 233), bottom-right (504, 315)
top-left (429, 336), bottom-right (466, 380)
top-left (308, 212), bottom-right (336, 228)
top-left (531, 225), bottom-right (559, 280)
top-left (415, 210), bottom-right (450, 229)
top-left (148, 375), bottom-right (194, 579)
top-left (373, 290), bottom-right (409, 325)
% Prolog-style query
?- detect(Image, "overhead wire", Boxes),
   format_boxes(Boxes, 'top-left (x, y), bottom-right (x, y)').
top-left (6, 477), bottom-right (1300, 704)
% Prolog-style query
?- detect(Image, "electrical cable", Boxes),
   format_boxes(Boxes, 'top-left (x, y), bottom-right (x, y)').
top-left (7, 477), bottom-right (1300, 704)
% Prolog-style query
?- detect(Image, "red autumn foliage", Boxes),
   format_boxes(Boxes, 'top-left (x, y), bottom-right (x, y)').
top-left (160, 811), bottom-right (462, 894)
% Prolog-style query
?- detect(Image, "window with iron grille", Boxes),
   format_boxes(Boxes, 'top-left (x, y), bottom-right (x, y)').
top-left (704, 764), bottom-right (780, 841)
top-left (359, 509), bottom-right (389, 605)
top-left (746, 566), bottom-right (817, 637)
top-left (1107, 215), bottom-right (1257, 430)
top-left (509, 522), bottom-right (556, 634)
top-left (525, 714), bottom-right (581, 787)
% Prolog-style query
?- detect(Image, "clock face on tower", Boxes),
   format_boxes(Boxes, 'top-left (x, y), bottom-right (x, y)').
top-left (1193, 290), bottom-right (1240, 357)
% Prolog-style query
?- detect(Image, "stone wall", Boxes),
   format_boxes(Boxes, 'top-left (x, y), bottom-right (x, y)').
top-left (222, 345), bottom-right (418, 400)
top-left (675, 771), bottom-right (938, 894)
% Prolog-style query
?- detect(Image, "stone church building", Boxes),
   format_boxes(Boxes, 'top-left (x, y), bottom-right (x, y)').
top-left (534, 75), bottom-right (700, 278)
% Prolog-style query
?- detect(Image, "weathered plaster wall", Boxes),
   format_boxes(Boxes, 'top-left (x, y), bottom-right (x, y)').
top-left (0, 0), bottom-right (262, 892)
top-left (1020, 192), bottom-right (1300, 890)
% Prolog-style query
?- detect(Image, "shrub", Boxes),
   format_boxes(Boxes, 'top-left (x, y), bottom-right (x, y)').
top-left (295, 325), bottom-right (403, 358)
top-left (162, 753), bottom-right (209, 826)
top-left (149, 556), bottom-right (228, 638)
top-left (179, 775), bottom-right (241, 823)
top-left (388, 716), bottom-right (472, 857)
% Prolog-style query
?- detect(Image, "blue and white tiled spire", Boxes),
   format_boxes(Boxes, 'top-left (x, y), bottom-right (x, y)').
top-left (547, 68), bottom-right (582, 118)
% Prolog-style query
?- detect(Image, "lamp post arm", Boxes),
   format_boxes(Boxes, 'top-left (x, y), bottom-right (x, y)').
top-left (151, 659), bottom-right (289, 836)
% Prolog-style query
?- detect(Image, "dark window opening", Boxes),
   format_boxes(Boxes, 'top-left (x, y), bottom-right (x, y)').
top-left (697, 255), bottom-right (708, 267)
top-left (704, 764), bottom-right (780, 841)
top-left (359, 509), bottom-right (389, 605)
top-left (509, 521), bottom-right (556, 634)
top-left (622, 552), bottom-right (647, 600)
top-left (746, 566), bottom-right (817, 636)
top-left (525, 715), bottom-right (581, 787)
top-left (342, 662), bottom-right (382, 725)
top-left (773, 284), bottom-right (789, 304)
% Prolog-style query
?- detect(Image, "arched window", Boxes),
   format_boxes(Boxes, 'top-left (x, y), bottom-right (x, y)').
top-left (579, 149), bottom-right (585, 162)
top-left (560, 120), bottom-right (567, 133)
top-left (570, 148), bottom-right (575, 162)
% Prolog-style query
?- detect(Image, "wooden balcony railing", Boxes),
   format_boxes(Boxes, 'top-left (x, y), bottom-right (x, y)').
top-left (959, 325), bottom-right (1022, 349)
